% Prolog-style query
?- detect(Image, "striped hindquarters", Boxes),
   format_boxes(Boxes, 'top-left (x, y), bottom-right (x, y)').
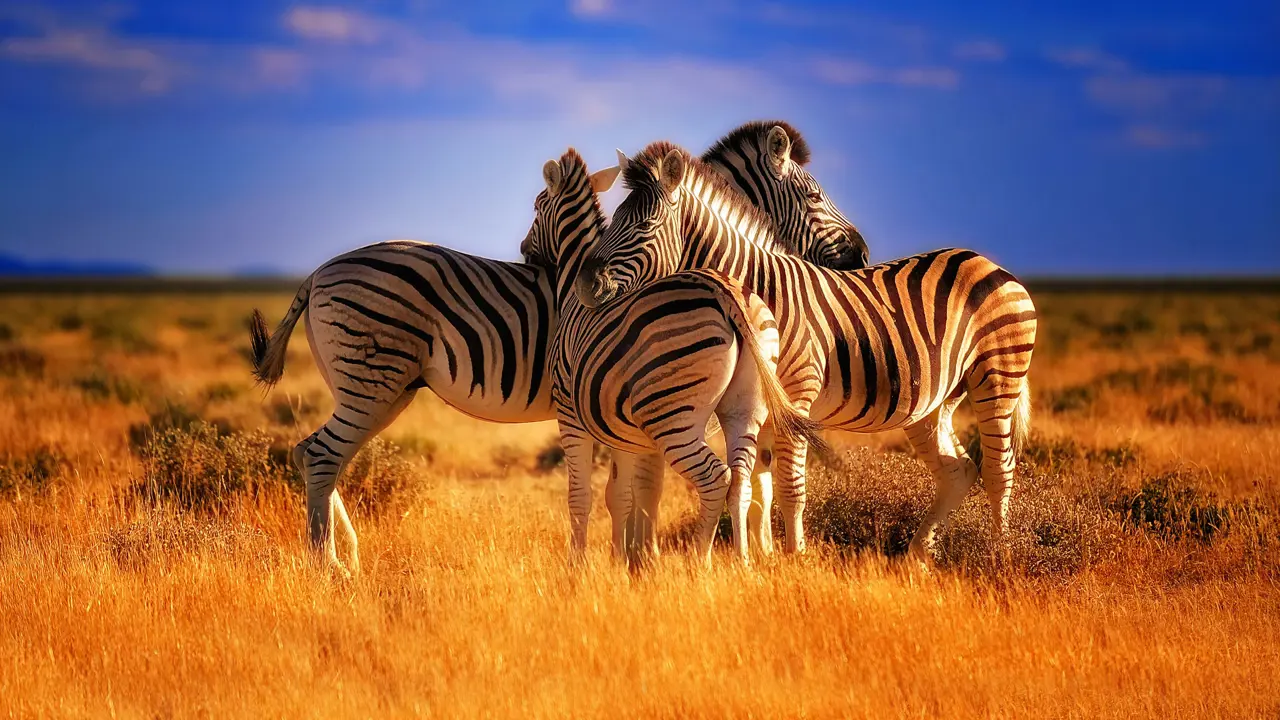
top-left (307, 240), bottom-right (560, 419)
top-left (807, 248), bottom-right (1037, 431)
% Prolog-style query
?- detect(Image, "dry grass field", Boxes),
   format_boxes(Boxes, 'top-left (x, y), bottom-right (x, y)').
top-left (1, 280), bottom-right (1278, 718)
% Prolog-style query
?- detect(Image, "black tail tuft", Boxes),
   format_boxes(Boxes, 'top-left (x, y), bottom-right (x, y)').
top-left (248, 309), bottom-right (273, 387)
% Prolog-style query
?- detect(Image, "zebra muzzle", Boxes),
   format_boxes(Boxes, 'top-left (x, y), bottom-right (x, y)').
top-left (575, 260), bottom-right (617, 308)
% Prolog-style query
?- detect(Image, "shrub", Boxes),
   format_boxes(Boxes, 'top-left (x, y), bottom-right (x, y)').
top-left (1110, 473), bottom-right (1234, 544)
top-left (91, 314), bottom-right (157, 354)
top-left (534, 438), bottom-right (613, 473)
top-left (57, 313), bottom-right (84, 331)
top-left (331, 439), bottom-right (422, 519)
top-left (0, 345), bottom-right (46, 378)
top-left (74, 369), bottom-right (146, 405)
top-left (133, 421), bottom-right (280, 512)
top-left (0, 322), bottom-right (14, 342)
top-left (659, 447), bottom-right (1121, 576)
top-left (202, 382), bottom-right (242, 403)
top-left (0, 445), bottom-right (68, 500)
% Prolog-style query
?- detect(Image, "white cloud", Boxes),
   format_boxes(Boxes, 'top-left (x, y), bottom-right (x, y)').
top-left (1045, 46), bottom-right (1129, 74)
top-left (1086, 74), bottom-right (1226, 115)
top-left (283, 7), bottom-right (384, 44)
top-left (813, 59), bottom-right (959, 90)
top-left (953, 40), bottom-right (1006, 62)
top-left (1123, 124), bottom-right (1205, 149)
top-left (1, 25), bottom-right (177, 93)
top-left (569, 0), bottom-right (613, 19)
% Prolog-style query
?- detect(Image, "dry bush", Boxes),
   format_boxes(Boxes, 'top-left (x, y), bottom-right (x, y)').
top-left (798, 448), bottom-right (1122, 576)
top-left (332, 438), bottom-right (424, 519)
top-left (73, 369), bottom-right (147, 405)
top-left (131, 420), bottom-right (283, 512)
top-left (0, 445), bottom-right (69, 500)
top-left (0, 345), bottom-right (46, 378)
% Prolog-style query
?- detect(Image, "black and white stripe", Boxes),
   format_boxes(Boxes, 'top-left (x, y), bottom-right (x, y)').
top-left (580, 141), bottom-right (1038, 563)
top-left (523, 149), bottom-right (828, 565)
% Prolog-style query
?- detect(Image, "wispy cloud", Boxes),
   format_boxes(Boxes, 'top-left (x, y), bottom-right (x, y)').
top-left (283, 6), bottom-right (385, 44)
top-left (1123, 124), bottom-right (1205, 149)
top-left (1086, 74), bottom-right (1226, 115)
top-left (813, 58), bottom-right (959, 90)
top-left (568, 0), bottom-right (614, 19)
top-left (953, 40), bottom-right (1005, 62)
top-left (1, 20), bottom-right (178, 94)
top-left (1045, 46), bottom-right (1129, 74)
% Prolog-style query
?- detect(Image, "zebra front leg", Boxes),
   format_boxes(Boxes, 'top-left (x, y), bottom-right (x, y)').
top-left (749, 426), bottom-right (776, 556)
top-left (560, 428), bottom-right (595, 563)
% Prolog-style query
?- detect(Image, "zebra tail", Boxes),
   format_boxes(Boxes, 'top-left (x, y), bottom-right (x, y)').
top-left (249, 274), bottom-right (313, 390)
top-left (718, 286), bottom-right (836, 464)
top-left (966, 378), bottom-right (1032, 466)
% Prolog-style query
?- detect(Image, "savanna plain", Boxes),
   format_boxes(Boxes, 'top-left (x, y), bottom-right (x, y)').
top-left (0, 280), bottom-right (1277, 718)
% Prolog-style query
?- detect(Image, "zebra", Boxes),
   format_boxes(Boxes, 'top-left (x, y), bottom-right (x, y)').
top-left (246, 122), bottom-right (866, 572)
top-left (577, 140), bottom-right (1038, 565)
top-left (522, 147), bottom-right (829, 564)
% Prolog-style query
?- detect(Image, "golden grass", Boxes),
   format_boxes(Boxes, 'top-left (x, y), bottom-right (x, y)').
top-left (0, 285), bottom-right (1278, 717)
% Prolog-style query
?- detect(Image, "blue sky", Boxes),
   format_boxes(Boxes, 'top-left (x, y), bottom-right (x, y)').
top-left (1, 0), bottom-right (1277, 275)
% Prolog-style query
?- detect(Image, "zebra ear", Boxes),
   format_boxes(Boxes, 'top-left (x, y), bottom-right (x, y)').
top-left (542, 160), bottom-right (563, 196)
top-left (589, 165), bottom-right (621, 194)
top-left (658, 148), bottom-right (685, 196)
top-left (615, 148), bottom-right (629, 173)
top-left (766, 125), bottom-right (792, 175)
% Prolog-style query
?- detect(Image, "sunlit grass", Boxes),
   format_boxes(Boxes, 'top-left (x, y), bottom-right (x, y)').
top-left (0, 286), bottom-right (1277, 717)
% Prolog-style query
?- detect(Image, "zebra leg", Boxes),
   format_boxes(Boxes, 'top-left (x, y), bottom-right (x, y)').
top-left (719, 409), bottom-right (766, 565)
top-left (773, 436), bottom-right (809, 554)
top-left (749, 427), bottom-right (776, 556)
top-left (969, 378), bottom-right (1025, 557)
top-left (560, 428), bottom-right (595, 561)
top-left (302, 389), bottom-right (417, 574)
top-left (655, 433), bottom-right (731, 567)
top-left (604, 451), bottom-right (635, 560)
top-left (904, 407), bottom-right (978, 567)
top-left (630, 452), bottom-right (666, 561)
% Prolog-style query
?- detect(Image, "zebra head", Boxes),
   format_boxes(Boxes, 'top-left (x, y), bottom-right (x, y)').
top-left (702, 121), bottom-right (868, 271)
top-left (576, 145), bottom-right (689, 309)
top-left (522, 149), bottom-right (620, 302)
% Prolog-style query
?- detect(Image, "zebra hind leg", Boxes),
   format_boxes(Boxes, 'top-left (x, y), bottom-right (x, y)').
top-left (968, 374), bottom-right (1030, 569)
top-left (655, 430), bottom-right (731, 567)
top-left (301, 389), bottom-right (417, 576)
top-left (903, 407), bottom-right (978, 570)
top-left (627, 452), bottom-right (666, 568)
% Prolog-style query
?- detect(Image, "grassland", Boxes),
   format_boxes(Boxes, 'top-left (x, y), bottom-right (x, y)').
top-left (0, 281), bottom-right (1278, 718)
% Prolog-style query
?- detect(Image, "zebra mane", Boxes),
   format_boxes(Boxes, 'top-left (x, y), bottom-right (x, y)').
top-left (621, 140), bottom-right (781, 248)
top-left (558, 147), bottom-right (607, 230)
top-left (701, 120), bottom-right (812, 168)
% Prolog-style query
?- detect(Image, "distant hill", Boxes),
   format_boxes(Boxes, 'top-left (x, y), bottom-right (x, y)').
top-left (0, 253), bottom-right (154, 277)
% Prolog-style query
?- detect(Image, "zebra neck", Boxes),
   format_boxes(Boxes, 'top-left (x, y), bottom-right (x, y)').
top-left (680, 172), bottom-right (784, 257)
top-left (552, 226), bottom-right (602, 311)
